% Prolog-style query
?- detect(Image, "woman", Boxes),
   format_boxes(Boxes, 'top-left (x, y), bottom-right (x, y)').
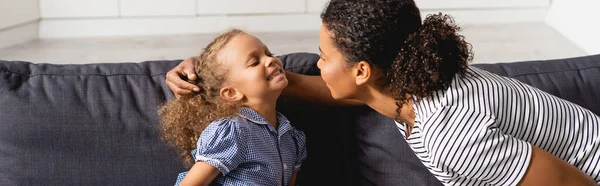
top-left (167, 0), bottom-right (600, 185)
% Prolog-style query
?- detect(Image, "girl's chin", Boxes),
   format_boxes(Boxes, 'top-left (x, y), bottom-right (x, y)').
top-left (269, 73), bottom-right (287, 84)
top-left (272, 78), bottom-right (289, 89)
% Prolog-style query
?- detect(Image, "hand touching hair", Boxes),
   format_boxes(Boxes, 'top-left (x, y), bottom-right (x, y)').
top-left (159, 29), bottom-right (246, 167)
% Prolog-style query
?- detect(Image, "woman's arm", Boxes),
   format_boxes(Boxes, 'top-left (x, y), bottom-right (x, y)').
top-left (290, 173), bottom-right (298, 186)
top-left (166, 58), bottom-right (362, 106)
top-left (518, 146), bottom-right (596, 186)
top-left (282, 71), bottom-right (363, 107)
top-left (178, 162), bottom-right (221, 186)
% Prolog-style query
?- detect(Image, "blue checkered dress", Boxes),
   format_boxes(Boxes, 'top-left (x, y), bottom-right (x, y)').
top-left (174, 107), bottom-right (307, 186)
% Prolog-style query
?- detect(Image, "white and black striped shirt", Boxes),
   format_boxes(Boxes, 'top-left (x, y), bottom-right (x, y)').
top-left (396, 66), bottom-right (600, 186)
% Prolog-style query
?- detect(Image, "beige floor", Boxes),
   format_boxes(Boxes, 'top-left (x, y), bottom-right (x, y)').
top-left (0, 22), bottom-right (587, 64)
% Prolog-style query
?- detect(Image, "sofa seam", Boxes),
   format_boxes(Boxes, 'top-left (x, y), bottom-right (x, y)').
top-left (0, 68), bottom-right (168, 77)
top-left (3, 65), bottom-right (597, 78)
top-left (508, 66), bottom-right (600, 78)
top-left (0, 63), bottom-right (316, 77)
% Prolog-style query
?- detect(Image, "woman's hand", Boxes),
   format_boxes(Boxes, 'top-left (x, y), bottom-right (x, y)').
top-left (166, 57), bottom-right (200, 98)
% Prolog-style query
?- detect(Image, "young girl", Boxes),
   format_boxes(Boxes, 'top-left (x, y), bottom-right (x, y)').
top-left (159, 29), bottom-right (306, 186)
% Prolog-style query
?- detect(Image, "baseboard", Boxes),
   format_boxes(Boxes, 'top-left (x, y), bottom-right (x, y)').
top-left (39, 8), bottom-right (548, 39)
top-left (0, 21), bottom-right (39, 48)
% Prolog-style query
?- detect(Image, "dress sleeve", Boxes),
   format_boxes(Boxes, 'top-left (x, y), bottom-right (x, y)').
top-left (194, 118), bottom-right (247, 175)
top-left (293, 130), bottom-right (307, 172)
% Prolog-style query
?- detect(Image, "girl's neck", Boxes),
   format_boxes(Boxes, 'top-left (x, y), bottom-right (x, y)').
top-left (246, 98), bottom-right (279, 129)
top-left (356, 87), bottom-right (415, 127)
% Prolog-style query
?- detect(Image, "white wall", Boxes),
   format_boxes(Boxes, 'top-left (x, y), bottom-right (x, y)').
top-left (39, 0), bottom-right (119, 18)
top-left (417, 0), bottom-right (549, 9)
top-left (417, 0), bottom-right (549, 24)
top-left (37, 0), bottom-right (552, 39)
top-left (0, 0), bottom-right (40, 48)
top-left (546, 0), bottom-right (600, 55)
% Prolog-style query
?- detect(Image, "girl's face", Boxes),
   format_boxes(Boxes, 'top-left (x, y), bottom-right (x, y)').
top-left (317, 23), bottom-right (361, 100)
top-left (219, 33), bottom-right (288, 104)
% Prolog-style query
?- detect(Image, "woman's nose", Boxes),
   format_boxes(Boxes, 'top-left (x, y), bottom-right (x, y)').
top-left (317, 58), bottom-right (323, 69)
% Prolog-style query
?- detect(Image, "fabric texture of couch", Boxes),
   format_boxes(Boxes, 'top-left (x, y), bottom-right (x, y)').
top-left (1, 53), bottom-right (599, 185)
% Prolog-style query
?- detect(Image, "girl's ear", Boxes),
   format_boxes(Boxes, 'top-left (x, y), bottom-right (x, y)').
top-left (220, 86), bottom-right (244, 102)
top-left (354, 61), bottom-right (371, 86)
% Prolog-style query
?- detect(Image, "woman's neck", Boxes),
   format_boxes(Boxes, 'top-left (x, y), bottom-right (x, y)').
top-left (356, 87), bottom-right (415, 127)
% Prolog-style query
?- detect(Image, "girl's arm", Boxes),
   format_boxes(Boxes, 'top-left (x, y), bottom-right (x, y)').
top-left (282, 71), bottom-right (363, 107)
top-left (179, 162), bottom-right (221, 186)
top-left (290, 173), bottom-right (298, 186)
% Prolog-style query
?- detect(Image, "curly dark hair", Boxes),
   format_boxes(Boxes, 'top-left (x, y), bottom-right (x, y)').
top-left (321, 0), bottom-right (473, 120)
top-left (159, 29), bottom-right (245, 167)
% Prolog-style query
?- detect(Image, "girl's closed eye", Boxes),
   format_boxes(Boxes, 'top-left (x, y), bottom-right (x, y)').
top-left (248, 52), bottom-right (274, 67)
top-left (248, 59), bottom-right (259, 67)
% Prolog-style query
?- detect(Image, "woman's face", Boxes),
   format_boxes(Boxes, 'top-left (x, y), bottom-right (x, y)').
top-left (317, 23), bottom-right (360, 100)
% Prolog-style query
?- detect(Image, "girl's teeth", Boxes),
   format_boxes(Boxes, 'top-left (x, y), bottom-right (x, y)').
top-left (268, 70), bottom-right (281, 80)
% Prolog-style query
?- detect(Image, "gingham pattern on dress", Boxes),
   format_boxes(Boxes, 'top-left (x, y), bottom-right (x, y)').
top-left (174, 107), bottom-right (307, 186)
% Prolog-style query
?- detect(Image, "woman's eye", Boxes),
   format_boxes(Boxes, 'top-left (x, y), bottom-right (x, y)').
top-left (250, 61), bottom-right (259, 66)
top-left (319, 55), bottom-right (326, 61)
top-left (267, 53), bottom-right (275, 57)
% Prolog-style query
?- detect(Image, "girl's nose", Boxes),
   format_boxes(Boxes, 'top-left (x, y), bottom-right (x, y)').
top-left (265, 56), bottom-right (276, 67)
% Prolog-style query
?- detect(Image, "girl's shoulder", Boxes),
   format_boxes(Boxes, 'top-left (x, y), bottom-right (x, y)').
top-left (207, 115), bottom-right (251, 127)
top-left (201, 116), bottom-right (250, 139)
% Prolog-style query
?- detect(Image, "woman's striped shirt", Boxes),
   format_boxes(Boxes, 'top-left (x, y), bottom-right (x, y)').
top-left (396, 66), bottom-right (600, 185)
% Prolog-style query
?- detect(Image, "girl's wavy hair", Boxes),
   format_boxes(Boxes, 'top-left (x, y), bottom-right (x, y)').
top-left (159, 29), bottom-right (245, 167)
top-left (321, 0), bottom-right (473, 120)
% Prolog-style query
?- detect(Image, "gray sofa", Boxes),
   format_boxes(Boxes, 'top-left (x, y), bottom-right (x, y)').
top-left (1, 53), bottom-right (599, 186)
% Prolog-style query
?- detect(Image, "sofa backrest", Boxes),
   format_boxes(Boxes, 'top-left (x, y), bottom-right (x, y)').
top-left (2, 53), bottom-right (599, 186)
top-left (0, 61), bottom-right (183, 185)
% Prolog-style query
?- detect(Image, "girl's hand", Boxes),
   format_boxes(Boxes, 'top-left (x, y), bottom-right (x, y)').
top-left (179, 162), bottom-right (221, 186)
top-left (290, 173), bottom-right (298, 186)
top-left (166, 57), bottom-right (200, 98)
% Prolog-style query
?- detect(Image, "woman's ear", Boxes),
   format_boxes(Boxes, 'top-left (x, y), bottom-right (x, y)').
top-left (219, 87), bottom-right (244, 102)
top-left (354, 61), bottom-right (371, 85)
